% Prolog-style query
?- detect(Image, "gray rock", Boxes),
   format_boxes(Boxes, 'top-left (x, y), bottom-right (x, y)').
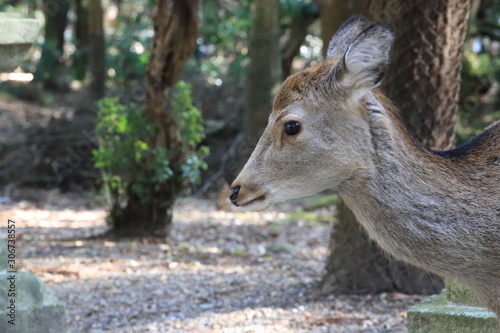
top-left (0, 236), bottom-right (67, 333)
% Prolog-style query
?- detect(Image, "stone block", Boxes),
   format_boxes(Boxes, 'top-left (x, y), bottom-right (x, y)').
top-left (408, 280), bottom-right (498, 333)
top-left (0, 13), bottom-right (40, 72)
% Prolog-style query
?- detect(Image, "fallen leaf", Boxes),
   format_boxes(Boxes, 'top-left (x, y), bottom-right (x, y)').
top-left (387, 292), bottom-right (412, 301)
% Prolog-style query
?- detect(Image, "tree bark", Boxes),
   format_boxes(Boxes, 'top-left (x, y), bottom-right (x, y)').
top-left (109, 0), bottom-right (200, 237)
top-left (243, 0), bottom-right (282, 158)
top-left (370, 0), bottom-right (471, 149)
top-left (74, 0), bottom-right (90, 81)
top-left (89, 0), bottom-right (106, 99)
top-left (35, 0), bottom-right (70, 91)
top-left (323, 0), bottom-right (471, 295)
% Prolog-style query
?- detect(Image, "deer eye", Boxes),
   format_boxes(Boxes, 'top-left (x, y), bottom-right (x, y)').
top-left (284, 121), bottom-right (301, 136)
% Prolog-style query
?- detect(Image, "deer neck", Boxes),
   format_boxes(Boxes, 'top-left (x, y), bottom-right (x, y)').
top-left (336, 91), bottom-right (464, 270)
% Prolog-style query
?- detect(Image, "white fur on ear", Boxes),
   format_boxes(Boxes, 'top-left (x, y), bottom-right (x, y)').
top-left (342, 23), bottom-right (394, 89)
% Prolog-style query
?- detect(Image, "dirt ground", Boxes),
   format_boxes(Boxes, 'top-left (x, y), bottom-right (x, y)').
top-left (0, 189), bottom-right (424, 333)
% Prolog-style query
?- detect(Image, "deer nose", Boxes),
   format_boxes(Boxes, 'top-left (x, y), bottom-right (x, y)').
top-left (229, 186), bottom-right (240, 206)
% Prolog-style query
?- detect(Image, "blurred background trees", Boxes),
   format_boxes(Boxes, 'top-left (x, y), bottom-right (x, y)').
top-left (1, 0), bottom-right (500, 294)
top-left (89, 0), bottom-right (106, 99)
top-left (243, 0), bottom-right (282, 158)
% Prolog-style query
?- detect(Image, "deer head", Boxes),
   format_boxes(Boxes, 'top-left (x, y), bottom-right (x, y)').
top-left (230, 16), bottom-right (395, 210)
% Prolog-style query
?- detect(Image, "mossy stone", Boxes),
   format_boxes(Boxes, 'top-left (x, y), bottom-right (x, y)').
top-left (408, 281), bottom-right (498, 333)
top-left (0, 236), bottom-right (67, 332)
top-left (444, 278), bottom-right (482, 306)
top-left (0, 271), bottom-right (67, 333)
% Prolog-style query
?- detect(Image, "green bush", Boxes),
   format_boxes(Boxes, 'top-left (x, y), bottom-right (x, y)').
top-left (458, 47), bottom-right (500, 144)
top-left (93, 81), bottom-right (208, 206)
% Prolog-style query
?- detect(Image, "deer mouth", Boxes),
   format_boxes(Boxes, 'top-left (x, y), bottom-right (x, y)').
top-left (240, 194), bottom-right (266, 207)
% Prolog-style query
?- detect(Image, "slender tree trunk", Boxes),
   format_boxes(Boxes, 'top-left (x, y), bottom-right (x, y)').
top-left (109, 0), bottom-right (200, 237)
top-left (35, 0), bottom-right (70, 91)
top-left (323, 0), bottom-right (471, 295)
top-left (281, 5), bottom-right (319, 79)
top-left (89, 0), bottom-right (106, 99)
top-left (74, 0), bottom-right (90, 81)
top-left (243, 0), bottom-right (282, 158)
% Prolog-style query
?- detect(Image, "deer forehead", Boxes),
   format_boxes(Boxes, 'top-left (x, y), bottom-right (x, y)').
top-left (272, 58), bottom-right (339, 113)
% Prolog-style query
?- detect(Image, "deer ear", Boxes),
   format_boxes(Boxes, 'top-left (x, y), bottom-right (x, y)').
top-left (339, 23), bottom-right (394, 89)
top-left (327, 16), bottom-right (372, 59)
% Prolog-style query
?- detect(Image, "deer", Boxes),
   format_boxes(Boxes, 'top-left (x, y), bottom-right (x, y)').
top-left (229, 16), bottom-right (500, 321)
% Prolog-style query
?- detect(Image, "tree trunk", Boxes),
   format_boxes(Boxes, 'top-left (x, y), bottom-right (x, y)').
top-left (35, 0), bottom-right (70, 91)
top-left (281, 4), bottom-right (319, 79)
top-left (243, 0), bottom-right (282, 158)
top-left (89, 0), bottom-right (106, 99)
top-left (371, 0), bottom-right (471, 149)
top-left (109, 0), bottom-right (200, 237)
top-left (74, 0), bottom-right (90, 81)
top-left (322, 0), bottom-right (471, 295)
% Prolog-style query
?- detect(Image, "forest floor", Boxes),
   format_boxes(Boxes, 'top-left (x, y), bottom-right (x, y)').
top-left (0, 188), bottom-right (425, 333)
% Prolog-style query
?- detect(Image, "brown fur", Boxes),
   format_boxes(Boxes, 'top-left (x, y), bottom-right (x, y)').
top-left (273, 59), bottom-right (339, 111)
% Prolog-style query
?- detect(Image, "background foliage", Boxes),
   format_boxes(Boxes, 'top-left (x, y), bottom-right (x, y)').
top-left (93, 81), bottom-right (208, 209)
top-left (0, 0), bottom-right (499, 190)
